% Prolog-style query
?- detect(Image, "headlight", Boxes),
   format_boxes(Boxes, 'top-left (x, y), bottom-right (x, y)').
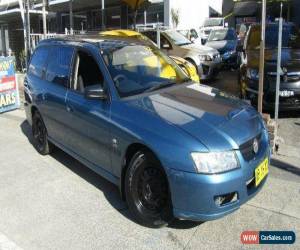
top-left (246, 68), bottom-right (259, 80)
top-left (199, 55), bottom-right (212, 61)
top-left (191, 151), bottom-right (239, 174)
top-left (223, 50), bottom-right (236, 58)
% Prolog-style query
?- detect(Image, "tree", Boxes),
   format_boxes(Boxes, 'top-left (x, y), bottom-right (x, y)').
top-left (122, 0), bottom-right (146, 30)
top-left (171, 8), bottom-right (180, 28)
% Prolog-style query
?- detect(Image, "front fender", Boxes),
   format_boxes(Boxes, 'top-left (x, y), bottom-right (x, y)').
top-left (109, 101), bottom-right (207, 178)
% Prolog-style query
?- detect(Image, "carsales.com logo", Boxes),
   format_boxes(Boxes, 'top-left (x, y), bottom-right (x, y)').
top-left (241, 231), bottom-right (296, 245)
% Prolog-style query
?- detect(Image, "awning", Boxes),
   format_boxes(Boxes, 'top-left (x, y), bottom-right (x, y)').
top-left (233, 1), bottom-right (259, 16)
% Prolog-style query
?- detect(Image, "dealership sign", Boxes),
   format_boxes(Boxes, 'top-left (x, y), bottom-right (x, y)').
top-left (0, 56), bottom-right (20, 113)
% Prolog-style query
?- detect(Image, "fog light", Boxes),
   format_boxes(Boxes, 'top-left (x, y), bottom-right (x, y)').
top-left (214, 192), bottom-right (238, 206)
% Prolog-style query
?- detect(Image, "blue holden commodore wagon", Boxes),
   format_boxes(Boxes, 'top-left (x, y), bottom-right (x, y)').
top-left (24, 35), bottom-right (270, 228)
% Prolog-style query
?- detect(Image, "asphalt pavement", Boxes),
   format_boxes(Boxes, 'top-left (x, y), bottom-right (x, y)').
top-left (0, 71), bottom-right (299, 250)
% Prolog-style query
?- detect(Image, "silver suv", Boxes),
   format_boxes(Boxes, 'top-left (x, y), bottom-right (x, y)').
top-left (142, 30), bottom-right (221, 80)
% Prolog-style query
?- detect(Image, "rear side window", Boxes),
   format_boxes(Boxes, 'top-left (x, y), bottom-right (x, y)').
top-left (46, 46), bottom-right (74, 87)
top-left (143, 31), bottom-right (157, 43)
top-left (28, 47), bottom-right (49, 78)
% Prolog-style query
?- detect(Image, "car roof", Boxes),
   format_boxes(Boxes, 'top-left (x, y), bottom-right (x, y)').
top-left (38, 34), bottom-right (154, 50)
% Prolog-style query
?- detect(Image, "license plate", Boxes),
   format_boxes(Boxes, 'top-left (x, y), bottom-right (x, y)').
top-left (279, 90), bottom-right (294, 97)
top-left (255, 158), bottom-right (269, 187)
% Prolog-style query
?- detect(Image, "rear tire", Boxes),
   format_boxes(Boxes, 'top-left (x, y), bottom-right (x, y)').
top-left (125, 150), bottom-right (173, 228)
top-left (32, 111), bottom-right (53, 155)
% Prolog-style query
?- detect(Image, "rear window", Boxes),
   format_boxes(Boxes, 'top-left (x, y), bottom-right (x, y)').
top-left (45, 46), bottom-right (74, 87)
top-left (28, 46), bottom-right (49, 78)
top-left (247, 24), bottom-right (300, 49)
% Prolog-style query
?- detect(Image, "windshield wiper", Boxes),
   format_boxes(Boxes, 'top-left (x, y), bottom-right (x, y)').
top-left (177, 42), bottom-right (192, 46)
top-left (144, 82), bottom-right (176, 93)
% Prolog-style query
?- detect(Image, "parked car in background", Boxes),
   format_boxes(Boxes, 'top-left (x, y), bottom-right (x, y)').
top-left (177, 29), bottom-right (201, 43)
top-left (239, 22), bottom-right (300, 110)
top-left (206, 28), bottom-right (240, 69)
top-left (142, 29), bottom-right (221, 80)
top-left (24, 35), bottom-right (270, 228)
top-left (199, 17), bottom-right (225, 44)
top-left (169, 55), bottom-right (199, 82)
top-left (100, 29), bottom-right (199, 82)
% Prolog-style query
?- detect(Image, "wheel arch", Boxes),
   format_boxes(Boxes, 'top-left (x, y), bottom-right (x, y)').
top-left (120, 142), bottom-right (168, 201)
top-left (184, 57), bottom-right (199, 74)
top-left (31, 105), bottom-right (39, 117)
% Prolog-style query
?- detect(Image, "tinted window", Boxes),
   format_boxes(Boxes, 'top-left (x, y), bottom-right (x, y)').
top-left (29, 46), bottom-right (49, 78)
top-left (143, 31), bottom-right (157, 43)
top-left (248, 24), bottom-right (300, 49)
top-left (46, 46), bottom-right (74, 87)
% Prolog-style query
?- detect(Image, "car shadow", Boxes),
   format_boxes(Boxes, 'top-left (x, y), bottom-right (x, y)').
top-left (20, 120), bottom-right (201, 229)
top-left (271, 158), bottom-right (300, 177)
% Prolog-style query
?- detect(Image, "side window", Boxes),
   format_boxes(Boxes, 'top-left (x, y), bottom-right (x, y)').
top-left (161, 35), bottom-right (171, 49)
top-left (144, 31), bottom-right (157, 43)
top-left (45, 46), bottom-right (74, 87)
top-left (28, 47), bottom-right (49, 78)
top-left (72, 50), bottom-right (104, 93)
top-left (190, 29), bottom-right (198, 39)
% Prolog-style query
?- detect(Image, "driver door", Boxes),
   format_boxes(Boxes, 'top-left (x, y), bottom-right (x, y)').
top-left (65, 49), bottom-right (112, 173)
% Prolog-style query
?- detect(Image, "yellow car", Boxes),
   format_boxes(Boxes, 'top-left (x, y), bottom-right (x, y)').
top-left (99, 30), bottom-right (200, 82)
top-left (169, 56), bottom-right (199, 82)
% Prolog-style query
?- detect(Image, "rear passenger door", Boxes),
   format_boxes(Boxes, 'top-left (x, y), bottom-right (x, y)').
top-left (41, 46), bottom-right (75, 145)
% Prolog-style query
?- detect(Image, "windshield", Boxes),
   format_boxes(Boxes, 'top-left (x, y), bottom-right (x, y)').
top-left (208, 29), bottom-right (236, 41)
top-left (248, 24), bottom-right (300, 49)
top-left (101, 42), bottom-right (189, 97)
top-left (203, 18), bottom-right (223, 27)
top-left (163, 30), bottom-right (192, 46)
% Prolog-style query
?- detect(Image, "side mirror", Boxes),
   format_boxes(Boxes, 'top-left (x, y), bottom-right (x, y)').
top-left (84, 84), bottom-right (107, 100)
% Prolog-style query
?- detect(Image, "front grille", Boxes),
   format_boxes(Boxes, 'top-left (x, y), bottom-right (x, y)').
top-left (239, 133), bottom-right (262, 161)
top-left (267, 72), bottom-right (300, 83)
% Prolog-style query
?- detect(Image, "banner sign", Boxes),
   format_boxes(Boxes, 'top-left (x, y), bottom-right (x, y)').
top-left (0, 56), bottom-right (20, 113)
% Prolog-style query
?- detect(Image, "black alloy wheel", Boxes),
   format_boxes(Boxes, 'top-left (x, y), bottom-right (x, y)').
top-left (125, 150), bottom-right (173, 228)
top-left (32, 111), bottom-right (52, 155)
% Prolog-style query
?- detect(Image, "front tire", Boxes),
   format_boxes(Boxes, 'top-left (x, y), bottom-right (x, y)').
top-left (125, 150), bottom-right (173, 228)
top-left (32, 111), bottom-right (52, 155)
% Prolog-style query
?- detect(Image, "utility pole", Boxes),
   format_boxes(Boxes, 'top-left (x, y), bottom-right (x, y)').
top-left (69, 0), bottom-right (73, 34)
top-left (258, 0), bottom-right (267, 113)
top-left (275, 3), bottom-right (283, 123)
top-left (25, 0), bottom-right (31, 59)
top-left (101, 0), bottom-right (105, 30)
top-left (42, 0), bottom-right (47, 38)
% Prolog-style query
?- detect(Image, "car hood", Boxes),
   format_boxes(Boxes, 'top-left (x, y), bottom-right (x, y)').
top-left (180, 43), bottom-right (218, 55)
top-left (126, 83), bottom-right (263, 151)
top-left (205, 40), bottom-right (237, 54)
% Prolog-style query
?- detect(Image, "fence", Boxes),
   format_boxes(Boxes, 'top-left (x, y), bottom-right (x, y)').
top-left (30, 29), bottom-right (86, 50)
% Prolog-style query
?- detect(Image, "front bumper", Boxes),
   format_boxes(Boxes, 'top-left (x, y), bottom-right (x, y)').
top-left (244, 78), bottom-right (300, 111)
top-left (221, 53), bottom-right (238, 67)
top-left (198, 60), bottom-right (222, 80)
top-left (166, 130), bottom-right (270, 221)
